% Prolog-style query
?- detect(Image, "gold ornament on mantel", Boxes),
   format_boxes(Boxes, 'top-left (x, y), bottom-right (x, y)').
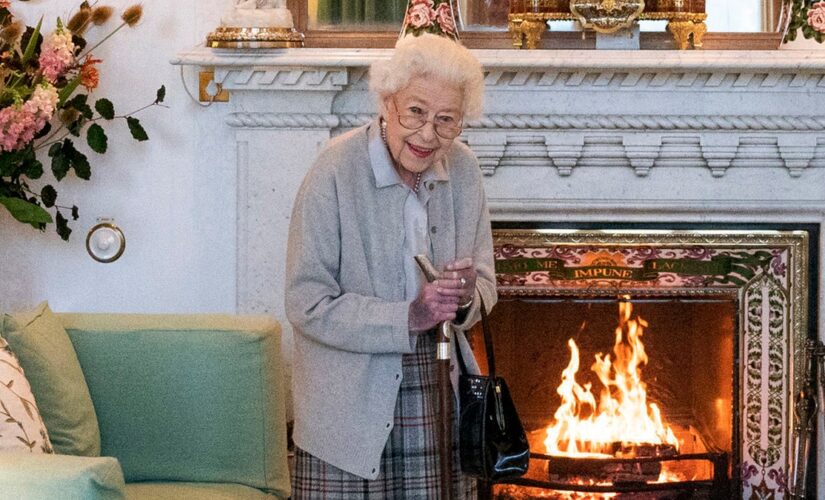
top-left (569, 0), bottom-right (645, 33)
top-left (508, 0), bottom-right (707, 50)
top-left (206, 0), bottom-right (304, 49)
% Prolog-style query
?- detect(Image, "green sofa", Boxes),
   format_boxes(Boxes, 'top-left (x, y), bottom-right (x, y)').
top-left (0, 313), bottom-right (291, 500)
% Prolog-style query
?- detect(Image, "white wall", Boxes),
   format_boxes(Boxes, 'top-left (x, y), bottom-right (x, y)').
top-left (0, 0), bottom-right (236, 314)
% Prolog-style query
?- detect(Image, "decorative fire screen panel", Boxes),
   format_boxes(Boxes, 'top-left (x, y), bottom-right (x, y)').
top-left (488, 229), bottom-right (809, 498)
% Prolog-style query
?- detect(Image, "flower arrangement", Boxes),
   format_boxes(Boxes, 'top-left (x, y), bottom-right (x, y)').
top-left (401, 0), bottom-right (459, 40)
top-left (0, 1), bottom-right (165, 240)
top-left (785, 0), bottom-right (825, 43)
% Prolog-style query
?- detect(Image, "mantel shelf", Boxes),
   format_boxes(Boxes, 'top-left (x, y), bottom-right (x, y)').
top-left (171, 46), bottom-right (825, 72)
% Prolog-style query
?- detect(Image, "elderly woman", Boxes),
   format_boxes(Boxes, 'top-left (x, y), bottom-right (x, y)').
top-left (285, 33), bottom-right (496, 499)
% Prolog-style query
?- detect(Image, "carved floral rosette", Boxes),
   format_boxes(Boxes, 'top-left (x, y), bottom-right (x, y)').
top-left (493, 229), bottom-right (809, 498)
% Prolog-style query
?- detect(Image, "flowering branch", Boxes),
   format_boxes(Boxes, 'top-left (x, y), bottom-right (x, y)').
top-left (0, 2), bottom-right (163, 241)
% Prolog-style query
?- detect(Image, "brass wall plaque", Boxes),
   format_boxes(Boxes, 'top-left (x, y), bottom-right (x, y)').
top-left (569, 0), bottom-right (646, 33)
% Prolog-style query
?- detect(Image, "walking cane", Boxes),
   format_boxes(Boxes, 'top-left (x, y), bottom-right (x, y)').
top-left (414, 255), bottom-right (454, 500)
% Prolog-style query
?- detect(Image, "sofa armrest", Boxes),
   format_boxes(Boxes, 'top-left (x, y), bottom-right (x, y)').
top-left (59, 314), bottom-right (290, 498)
top-left (0, 452), bottom-right (125, 500)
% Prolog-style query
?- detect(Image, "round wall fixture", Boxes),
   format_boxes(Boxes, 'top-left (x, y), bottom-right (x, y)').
top-left (86, 219), bottom-right (126, 263)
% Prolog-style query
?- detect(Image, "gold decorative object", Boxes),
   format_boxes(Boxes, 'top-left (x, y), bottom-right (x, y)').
top-left (508, 0), bottom-right (707, 49)
top-left (198, 71), bottom-right (230, 103)
top-left (569, 0), bottom-right (645, 33)
top-left (665, 15), bottom-right (708, 49)
top-left (206, 26), bottom-right (304, 49)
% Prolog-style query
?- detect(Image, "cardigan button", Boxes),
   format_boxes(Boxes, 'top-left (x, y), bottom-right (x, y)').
top-left (430, 226), bottom-right (437, 234)
top-left (427, 183), bottom-right (434, 191)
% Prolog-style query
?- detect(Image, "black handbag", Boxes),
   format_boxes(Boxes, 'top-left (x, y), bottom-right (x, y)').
top-left (455, 296), bottom-right (530, 481)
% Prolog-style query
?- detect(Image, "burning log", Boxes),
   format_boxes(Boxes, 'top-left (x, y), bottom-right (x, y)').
top-left (547, 443), bottom-right (678, 484)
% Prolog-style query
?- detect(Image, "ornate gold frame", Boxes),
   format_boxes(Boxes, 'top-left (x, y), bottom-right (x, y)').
top-left (491, 228), bottom-right (810, 497)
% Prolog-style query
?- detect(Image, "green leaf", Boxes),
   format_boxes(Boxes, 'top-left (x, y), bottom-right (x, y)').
top-left (41, 185), bottom-right (57, 208)
top-left (71, 151), bottom-right (91, 180)
top-left (55, 211), bottom-right (71, 241)
top-left (67, 118), bottom-right (82, 137)
top-left (48, 142), bottom-right (62, 157)
top-left (67, 94), bottom-right (93, 120)
top-left (155, 85), bottom-right (166, 104)
top-left (58, 76), bottom-right (82, 106)
top-left (0, 197), bottom-right (53, 225)
top-left (95, 98), bottom-right (115, 120)
top-left (87, 124), bottom-right (108, 154)
top-left (23, 158), bottom-right (43, 180)
top-left (22, 17), bottom-right (42, 64)
top-left (127, 117), bottom-right (149, 141)
top-left (0, 151), bottom-right (21, 177)
top-left (50, 141), bottom-right (72, 181)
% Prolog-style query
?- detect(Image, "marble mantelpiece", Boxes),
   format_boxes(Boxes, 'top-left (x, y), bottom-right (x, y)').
top-left (172, 46), bottom-right (825, 308)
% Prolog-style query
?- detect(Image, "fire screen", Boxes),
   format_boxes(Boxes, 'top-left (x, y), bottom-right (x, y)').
top-left (472, 229), bottom-right (810, 499)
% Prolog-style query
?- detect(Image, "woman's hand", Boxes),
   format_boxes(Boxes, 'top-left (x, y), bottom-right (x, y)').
top-left (408, 258), bottom-right (477, 331)
top-left (409, 282), bottom-right (459, 331)
top-left (438, 258), bottom-right (476, 308)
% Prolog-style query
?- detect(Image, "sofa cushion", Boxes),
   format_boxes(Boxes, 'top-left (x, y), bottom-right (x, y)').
top-left (2, 302), bottom-right (101, 456)
top-left (0, 323), bottom-right (53, 454)
top-left (0, 451), bottom-right (124, 499)
top-left (62, 314), bottom-right (290, 498)
top-left (125, 482), bottom-right (274, 500)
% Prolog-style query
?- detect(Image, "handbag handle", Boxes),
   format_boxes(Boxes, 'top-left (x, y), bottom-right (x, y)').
top-left (454, 291), bottom-right (496, 377)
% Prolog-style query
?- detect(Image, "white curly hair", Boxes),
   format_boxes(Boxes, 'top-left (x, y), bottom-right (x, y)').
top-left (369, 34), bottom-right (485, 120)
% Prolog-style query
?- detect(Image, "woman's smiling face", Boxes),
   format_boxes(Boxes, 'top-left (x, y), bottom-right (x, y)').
top-left (382, 75), bottom-right (464, 175)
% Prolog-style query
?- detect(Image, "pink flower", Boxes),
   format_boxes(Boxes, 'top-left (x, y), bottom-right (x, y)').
top-left (0, 84), bottom-right (58, 153)
top-left (24, 84), bottom-right (59, 120)
top-left (38, 28), bottom-right (75, 83)
top-left (0, 106), bottom-right (35, 152)
top-left (406, 2), bottom-right (436, 29)
top-left (435, 3), bottom-right (456, 35)
top-left (808, 2), bottom-right (825, 33)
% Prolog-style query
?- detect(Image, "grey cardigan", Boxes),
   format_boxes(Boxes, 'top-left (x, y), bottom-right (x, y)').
top-left (285, 122), bottom-right (497, 479)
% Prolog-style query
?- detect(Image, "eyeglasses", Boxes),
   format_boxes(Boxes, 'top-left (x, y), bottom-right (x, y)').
top-left (391, 98), bottom-right (463, 140)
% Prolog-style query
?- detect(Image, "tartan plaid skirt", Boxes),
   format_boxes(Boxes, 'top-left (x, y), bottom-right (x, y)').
top-left (292, 331), bottom-right (477, 499)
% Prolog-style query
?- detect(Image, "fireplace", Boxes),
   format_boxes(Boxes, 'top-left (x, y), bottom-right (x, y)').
top-left (467, 228), bottom-right (813, 499)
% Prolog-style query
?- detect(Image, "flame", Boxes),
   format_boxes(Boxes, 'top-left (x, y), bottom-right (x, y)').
top-left (544, 297), bottom-right (679, 457)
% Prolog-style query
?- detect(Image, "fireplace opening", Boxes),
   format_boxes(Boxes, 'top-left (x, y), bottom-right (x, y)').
top-left (475, 295), bottom-right (738, 499)
top-left (477, 227), bottom-right (814, 499)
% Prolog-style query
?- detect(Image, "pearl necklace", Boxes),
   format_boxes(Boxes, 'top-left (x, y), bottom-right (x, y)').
top-left (380, 118), bottom-right (422, 194)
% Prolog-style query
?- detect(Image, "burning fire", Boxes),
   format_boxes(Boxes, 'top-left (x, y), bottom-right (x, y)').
top-left (544, 297), bottom-right (679, 457)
